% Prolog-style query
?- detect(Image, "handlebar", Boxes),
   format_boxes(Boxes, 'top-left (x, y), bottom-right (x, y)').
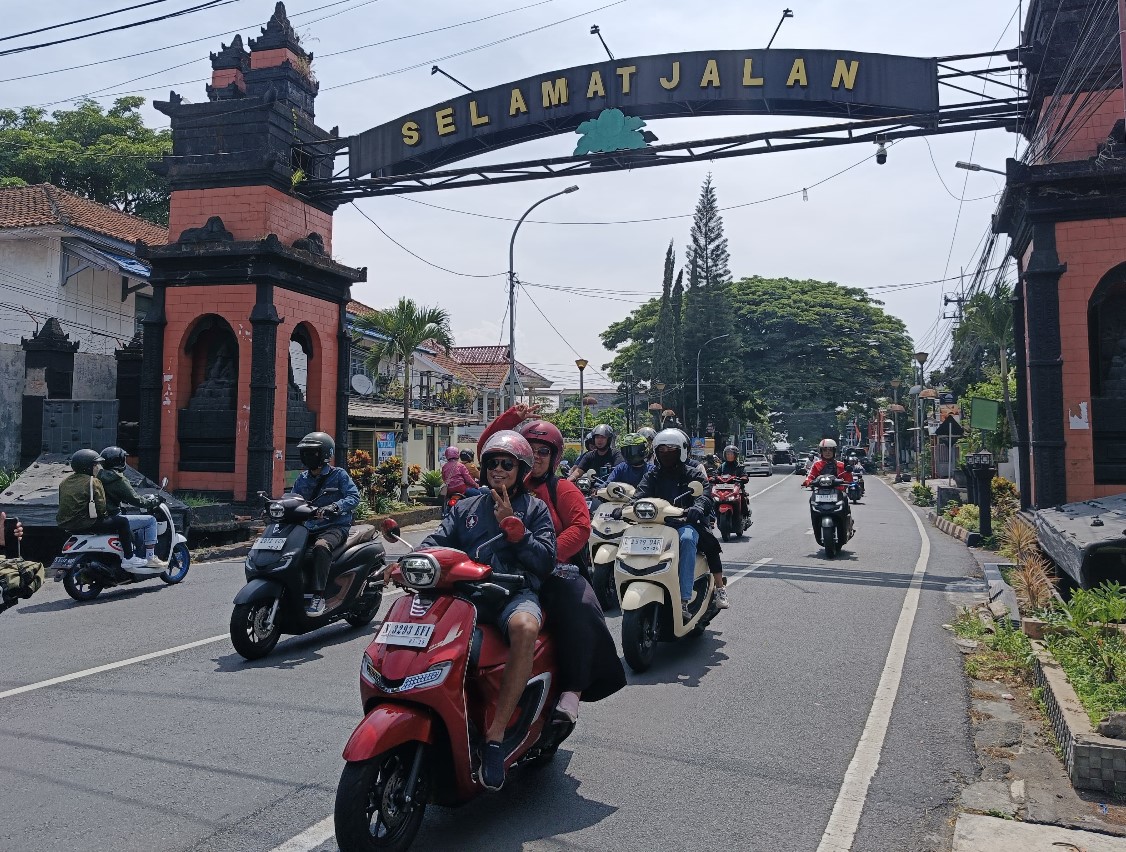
top-left (489, 572), bottom-right (526, 586)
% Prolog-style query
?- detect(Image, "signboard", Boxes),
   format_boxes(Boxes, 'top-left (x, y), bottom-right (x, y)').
top-left (969, 397), bottom-right (1001, 432)
top-left (351, 49), bottom-right (939, 178)
top-left (376, 431), bottom-right (397, 463)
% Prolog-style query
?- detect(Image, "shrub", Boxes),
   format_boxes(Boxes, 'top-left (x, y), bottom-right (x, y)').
top-left (911, 483), bottom-right (935, 506)
top-left (953, 504), bottom-right (980, 531)
top-left (999, 515), bottom-right (1039, 564)
top-left (991, 476), bottom-right (1018, 501)
top-left (942, 500), bottom-right (963, 521)
top-left (407, 464), bottom-right (421, 484)
top-left (374, 456), bottom-right (404, 498)
top-left (420, 469), bottom-right (444, 497)
top-left (348, 450), bottom-right (376, 497)
top-left (1010, 553), bottom-right (1058, 613)
top-left (0, 468), bottom-right (20, 490)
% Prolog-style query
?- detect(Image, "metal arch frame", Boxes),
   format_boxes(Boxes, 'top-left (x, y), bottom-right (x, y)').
top-left (295, 49), bottom-right (1026, 203)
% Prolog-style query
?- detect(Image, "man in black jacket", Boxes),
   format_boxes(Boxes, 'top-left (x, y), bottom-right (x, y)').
top-left (635, 429), bottom-right (730, 610)
top-left (419, 430), bottom-right (556, 791)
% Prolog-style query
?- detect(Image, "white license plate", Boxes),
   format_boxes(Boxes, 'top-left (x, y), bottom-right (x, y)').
top-left (375, 621), bottom-right (435, 648)
top-left (252, 537), bottom-right (287, 551)
top-left (625, 537), bottom-right (664, 555)
top-left (815, 493), bottom-right (837, 503)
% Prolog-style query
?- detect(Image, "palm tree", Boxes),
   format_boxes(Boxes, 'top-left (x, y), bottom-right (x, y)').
top-left (352, 299), bottom-right (454, 501)
top-left (961, 284), bottom-right (1017, 442)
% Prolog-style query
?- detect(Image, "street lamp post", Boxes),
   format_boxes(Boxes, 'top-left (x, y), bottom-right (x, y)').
top-left (507, 185), bottom-right (579, 407)
top-left (575, 358), bottom-right (588, 444)
top-left (696, 333), bottom-right (730, 438)
top-left (890, 378), bottom-right (902, 479)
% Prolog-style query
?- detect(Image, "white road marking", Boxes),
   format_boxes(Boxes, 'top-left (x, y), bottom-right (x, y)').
top-left (266, 816), bottom-right (334, 852)
top-left (0, 634), bottom-right (228, 700)
top-left (748, 475), bottom-right (792, 500)
top-left (725, 557), bottom-right (771, 587)
top-left (1, 588), bottom-right (406, 701)
top-left (815, 478), bottom-right (931, 852)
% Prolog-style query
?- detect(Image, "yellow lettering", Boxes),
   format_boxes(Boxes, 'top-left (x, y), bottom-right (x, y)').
top-left (469, 100), bottom-right (490, 127)
top-left (660, 61), bottom-right (680, 90)
top-left (401, 120), bottom-right (420, 146)
top-left (435, 107), bottom-right (456, 136)
top-left (831, 59), bottom-right (859, 90)
top-left (742, 58), bottom-right (764, 86)
top-left (786, 57), bottom-right (808, 88)
top-left (616, 65), bottom-right (637, 94)
top-left (699, 59), bottom-right (721, 88)
top-left (541, 77), bottom-right (569, 108)
top-left (509, 87), bottom-right (528, 116)
top-left (586, 70), bottom-right (606, 99)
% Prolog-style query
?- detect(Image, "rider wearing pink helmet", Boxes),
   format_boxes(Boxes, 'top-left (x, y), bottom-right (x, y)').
top-left (441, 445), bottom-right (482, 497)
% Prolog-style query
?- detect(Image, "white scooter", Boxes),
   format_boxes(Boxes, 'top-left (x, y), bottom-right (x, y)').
top-left (588, 480), bottom-right (635, 612)
top-left (52, 480), bottom-right (189, 601)
top-left (615, 481), bottom-right (721, 672)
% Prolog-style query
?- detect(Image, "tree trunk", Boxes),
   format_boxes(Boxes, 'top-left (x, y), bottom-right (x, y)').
top-left (1000, 346), bottom-right (1017, 450)
top-left (400, 359), bottom-right (411, 503)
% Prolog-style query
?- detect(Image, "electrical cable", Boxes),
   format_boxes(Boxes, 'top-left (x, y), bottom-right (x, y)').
top-left (0, 0), bottom-right (242, 58)
top-left (516, 281), bottom-right (614, 384)
top-left (921, 137), bottom-right (1003, 202)
top-left (0, 0), bottom-right (184, 43)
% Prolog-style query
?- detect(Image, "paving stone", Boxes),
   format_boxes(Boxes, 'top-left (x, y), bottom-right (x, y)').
top-left (974, 719), bottom-right (1023, 751)
top-left (972, 698), bottom-right (1022, 725)
top-left (959, 780), bottom-right (1017, 816)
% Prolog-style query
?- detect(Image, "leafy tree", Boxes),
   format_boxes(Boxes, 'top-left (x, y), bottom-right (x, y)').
top-left (0, 97), bottom-right (172, 225)
top-left (958, 368), bottom-right (1015, 458)
top-left (541, 405), bottom-right (625, 441)
top-left (956, 285), bottom-right (1016, 440)
top-left (352, 299), bottom-right (454, 500)
top-left (651, 241), bottom-right (679, 389)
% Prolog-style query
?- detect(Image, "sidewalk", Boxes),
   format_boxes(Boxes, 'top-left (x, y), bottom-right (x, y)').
top-left (954, 813), bottom-right (1126, 850)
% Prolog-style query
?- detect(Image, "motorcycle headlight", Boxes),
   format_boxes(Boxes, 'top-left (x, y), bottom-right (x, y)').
top-left (399, 554), bottom-right (440, 589)
top-left (362, 657), bottom-right (452, 693)
top-left (634, 501), bottom-right (658, 521)
top-left (268, 503), bottom-right (285, 519)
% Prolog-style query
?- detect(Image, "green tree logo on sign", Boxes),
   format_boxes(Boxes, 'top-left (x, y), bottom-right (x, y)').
top-left (574, 108), bottom-right (648, 155)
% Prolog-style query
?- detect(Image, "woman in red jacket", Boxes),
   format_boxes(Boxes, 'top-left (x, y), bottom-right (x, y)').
top-left (478, 405), bottom-right (626, 722)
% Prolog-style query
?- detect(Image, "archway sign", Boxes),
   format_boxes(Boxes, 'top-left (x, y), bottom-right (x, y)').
top-left (351, 49), bottom-right (938, 179)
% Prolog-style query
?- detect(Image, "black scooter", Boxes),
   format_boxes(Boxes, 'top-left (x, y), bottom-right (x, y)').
top-left (808, 474), bottom-right (855, 558)
top-left (230, 492), bottom-right (387, 660)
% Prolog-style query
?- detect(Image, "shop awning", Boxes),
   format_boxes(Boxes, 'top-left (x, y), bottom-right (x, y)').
top-left (348, 398), bottom-right (480, 427)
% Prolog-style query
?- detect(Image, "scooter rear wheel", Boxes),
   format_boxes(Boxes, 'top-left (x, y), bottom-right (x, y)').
top-left (63, 566), bottom-right (102, 601)
top-left (591, 562), bottom-right (618, 612)
top-left (160, 543), bottom-right (190, 585)
top-left (230, 601), bottom-right (281, 660)
top-left (622, 602), bottom-right (658, 673)
top-left (335, 746), bottom-right (427, 852)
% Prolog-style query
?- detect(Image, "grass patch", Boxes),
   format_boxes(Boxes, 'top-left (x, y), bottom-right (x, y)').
top-left (179, 492), bottom-right (220, 508)
top-left (953, 608), bottom-right (1034, 685)
top-left (1043, 633), bottom-right (1126, 727)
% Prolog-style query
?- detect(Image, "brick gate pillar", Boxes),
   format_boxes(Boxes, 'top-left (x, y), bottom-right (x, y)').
top-left (136, 2), bottom-right (365, 500)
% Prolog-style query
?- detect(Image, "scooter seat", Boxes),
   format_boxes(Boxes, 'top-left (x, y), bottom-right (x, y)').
top-left (330, 524), bottom-right (376, 559)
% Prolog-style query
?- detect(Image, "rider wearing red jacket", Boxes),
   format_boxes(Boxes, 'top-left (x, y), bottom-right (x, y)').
top-left (802, 439), bottom-right (854, 489)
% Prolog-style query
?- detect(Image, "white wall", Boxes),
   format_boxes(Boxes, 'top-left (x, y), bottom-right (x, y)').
top-left (0, 234), bottom-right (143, 356)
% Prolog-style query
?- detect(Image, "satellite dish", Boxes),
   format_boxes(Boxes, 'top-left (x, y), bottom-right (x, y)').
top-left (351, 374), bottom-right (374, 395)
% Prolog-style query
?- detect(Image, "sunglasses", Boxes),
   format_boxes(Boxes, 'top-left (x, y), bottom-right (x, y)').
top-left (531, 446), bottom-right (553, 457)
top-left (485, 457), bottom-right (517, 471)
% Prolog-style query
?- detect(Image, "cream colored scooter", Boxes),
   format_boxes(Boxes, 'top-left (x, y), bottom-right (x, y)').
top-left (615, 481), bottom-right (720, 672)
top-left (588, 480), bottom-right (635, 612)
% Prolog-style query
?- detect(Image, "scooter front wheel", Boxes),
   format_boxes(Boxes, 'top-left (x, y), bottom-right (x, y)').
top-left (63, 566), bottom-right (102, 601)
top-left (622, 602), bottom-right (658, 673)
top-left (161, 543), bottom-right (190, 584)
top-left (591, 562), bottom-right (618, 612)
top-left (335, 746), bottom-right (427, 852)
top-left (346, 582), bottom-right (384, 628)
top-left (230, 601), bottom-right (281, 660)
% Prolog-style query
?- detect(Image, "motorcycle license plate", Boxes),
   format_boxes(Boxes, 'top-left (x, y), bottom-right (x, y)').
top-left (51, 556), bottom-right (75, 568)
top-left (815, 493), bottom-right (837, 503)
top-left (251, 537), bottom-right (287, 551)
top-left (375, 621), bottom-right (435, 648)
top-left (625, 537), bottom-right (663, 555)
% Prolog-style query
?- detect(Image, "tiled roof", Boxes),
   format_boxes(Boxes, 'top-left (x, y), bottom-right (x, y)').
top-left (450, 345), bottom-right (549, 386)
top-left (0, 184), bottom-right (167, 246)
top-left (347, 298), bottom-right (377, 316)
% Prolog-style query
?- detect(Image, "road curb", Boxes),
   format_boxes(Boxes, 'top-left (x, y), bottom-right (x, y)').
top-left (191, 517), bottom-right (443, 563)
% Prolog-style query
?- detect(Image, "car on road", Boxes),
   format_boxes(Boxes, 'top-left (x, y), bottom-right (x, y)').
top-left (771, 449), bottom-right (794, 465)
top-left (744, 454), bottom-right (772, 476)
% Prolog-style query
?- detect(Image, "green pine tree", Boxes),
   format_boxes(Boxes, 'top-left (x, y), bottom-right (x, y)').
top-left (670, 269), bottom-right (685, 418)
top-left (652, 241), bottom-right (678, 388)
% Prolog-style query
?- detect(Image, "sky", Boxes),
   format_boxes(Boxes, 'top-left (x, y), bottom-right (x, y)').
top-left (0, 0), bottom-right (1025, 391)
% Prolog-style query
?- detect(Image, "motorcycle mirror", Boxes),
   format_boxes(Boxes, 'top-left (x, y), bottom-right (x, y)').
top-left (381, 518), bottom-right (401, 542)
top-left (688, 481), bottom-right (704, 497)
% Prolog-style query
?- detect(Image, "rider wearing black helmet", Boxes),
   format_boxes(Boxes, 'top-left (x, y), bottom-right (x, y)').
top-left (568, 423), bottom-right (624, 483)
top-left (97, 446), bottom-right (165, 569)
top-left (718, 445), bottom-right (742, 477)
top-left (459, 449), bottom-right (480, 480)
top-left (57, 449), bottom-right (147, 570)
top-left (292, 432), bottom-right (361, 615)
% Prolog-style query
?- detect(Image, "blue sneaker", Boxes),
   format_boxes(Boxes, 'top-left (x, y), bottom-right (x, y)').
top-left (481, 741), bottom-right (506, 791)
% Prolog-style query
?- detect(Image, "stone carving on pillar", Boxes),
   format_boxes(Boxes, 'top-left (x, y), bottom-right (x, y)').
top-left (178, 216), bottom-right (234, 244)
top-left (247, 286), bottom-right (282, 498)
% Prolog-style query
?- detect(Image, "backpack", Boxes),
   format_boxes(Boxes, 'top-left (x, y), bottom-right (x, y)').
top-left (0, 558), bottom-right (46, 614)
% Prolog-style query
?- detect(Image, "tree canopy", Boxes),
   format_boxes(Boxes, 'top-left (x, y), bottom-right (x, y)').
top-left (0, 97), bottom-right (171, 225)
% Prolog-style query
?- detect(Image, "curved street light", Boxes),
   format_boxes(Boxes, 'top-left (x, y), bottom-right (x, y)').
top-left (696, 333), bottom-right (731, 438)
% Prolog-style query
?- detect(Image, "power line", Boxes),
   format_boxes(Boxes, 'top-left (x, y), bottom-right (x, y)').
top-left (0, 0), bottom-right (183, 43)
top-left (0, 0), bottom-right (242, 59)
top-left (517, 281), bottom-right (614, 384)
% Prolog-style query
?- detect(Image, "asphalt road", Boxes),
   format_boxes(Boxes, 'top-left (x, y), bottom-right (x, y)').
top-left (0, 470), bottom-right (979, 852)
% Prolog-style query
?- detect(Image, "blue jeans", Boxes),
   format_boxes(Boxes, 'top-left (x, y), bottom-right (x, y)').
top-left (463, 487), bottom-right (485, 496)
top-left (677, 524), bottom-right (699, 602)
top-left (125, 515), bottom-right (158, 550)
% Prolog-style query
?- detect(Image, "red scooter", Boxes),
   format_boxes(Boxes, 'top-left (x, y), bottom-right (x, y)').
top-left (334, 520), bottom-right (574, 852)
top-left (711, 474), bottom-right (752, 541)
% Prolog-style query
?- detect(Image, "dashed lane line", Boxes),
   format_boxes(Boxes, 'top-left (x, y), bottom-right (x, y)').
top-left (815, 476), bottom-right (931, 851)
top-left (725, 557), bottom-right (772, 587)
top-left (266, 816), bottom-right (335, 852)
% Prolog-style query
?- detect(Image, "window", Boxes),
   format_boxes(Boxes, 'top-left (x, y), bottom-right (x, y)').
top-left (350, 348), bottom-right (373, 380)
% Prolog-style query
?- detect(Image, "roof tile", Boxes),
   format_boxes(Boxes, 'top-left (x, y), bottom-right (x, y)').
top-left (0, 184), bottom-right (167, 246)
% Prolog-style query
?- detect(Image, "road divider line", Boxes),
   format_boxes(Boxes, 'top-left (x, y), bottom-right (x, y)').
top-left (816, 476), bottom-right (931, 852)
top-left (748, 475), bottom-right (791, 500)
top-left (267, 816), bottom-right (334, 852)
top-left (725, 557), bottom-right (771, 588)
top-left (0, 634), bottom-right (228, 700)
